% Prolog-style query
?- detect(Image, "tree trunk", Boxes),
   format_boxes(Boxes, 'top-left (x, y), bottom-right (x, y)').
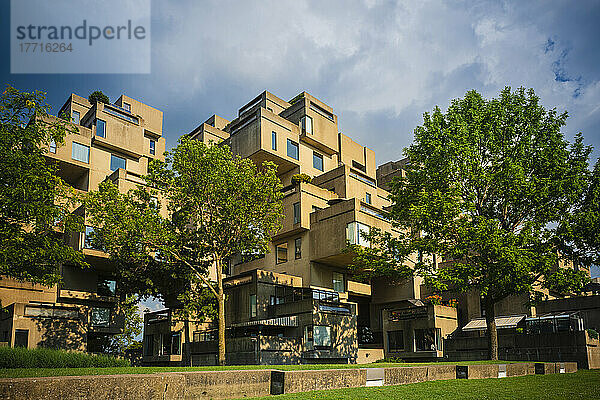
top-left (484, 299), bottom-right (498, 360)
top-left (216, 256), bottom-right (226, 366)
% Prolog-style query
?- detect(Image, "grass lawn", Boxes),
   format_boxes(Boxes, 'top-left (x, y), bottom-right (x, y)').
top-left (0, 360), bottom-right (526, 379)
top-left (246, 370), bottom-right (600, 400)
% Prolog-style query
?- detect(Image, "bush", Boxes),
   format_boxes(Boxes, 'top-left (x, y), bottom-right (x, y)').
top-left (0, 346), bottom-right (129, 369)
top-left (88, 91), bottom-right (109, 105)
top-left (587, 329), bottom-right (599, 340)
top-left (291, 173), bottom-right (312, 185)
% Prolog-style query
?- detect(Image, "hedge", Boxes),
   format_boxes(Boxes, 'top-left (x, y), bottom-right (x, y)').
top-left (0, 346), bottom-right (129, 369)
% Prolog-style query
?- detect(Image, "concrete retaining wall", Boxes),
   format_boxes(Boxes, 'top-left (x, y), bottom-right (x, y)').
top-left (0, 362), bottom-right (579, 399)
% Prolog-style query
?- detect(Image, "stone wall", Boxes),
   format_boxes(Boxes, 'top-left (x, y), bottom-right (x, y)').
top-left (0, 362), bottom-right (578, 400)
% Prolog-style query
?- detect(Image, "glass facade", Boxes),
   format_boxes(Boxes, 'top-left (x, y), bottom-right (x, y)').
top-left (346, 221), bottom-right (370, 247)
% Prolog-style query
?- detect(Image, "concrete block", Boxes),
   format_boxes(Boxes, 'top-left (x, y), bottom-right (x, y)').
top-left (384, 366), bottom-right (428, 385)
top-left (181, 370), bottom-right (271, 399)
top-left (426, 365), bottom-right (456, 381)
top-left (279, 369), bottom-right (366, 394)
top-left (535, 362), bottom-right (556, 374)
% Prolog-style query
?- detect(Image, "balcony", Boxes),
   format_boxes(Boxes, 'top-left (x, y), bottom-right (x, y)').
top-left (347, 280), bottom-right (371, 296)
top-left (58, 289), bottom-right (117, 303)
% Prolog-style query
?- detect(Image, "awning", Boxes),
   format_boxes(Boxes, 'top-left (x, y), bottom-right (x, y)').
top-left (462, 315), bottom-right (526, 332)
top-left (230, 316), bottom-right (298, 328)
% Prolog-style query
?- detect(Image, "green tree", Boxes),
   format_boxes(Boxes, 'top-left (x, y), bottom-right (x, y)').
top-left (88, 91), bottom-right (109, 105)
top-left (0, 86), bottom-right (84, 286)
top-left (348, 87), bottom-right (591, 360)
top-left (84, 138), bottom-right (283, 365)
top-left (105, 295), bottom-right (144, 356)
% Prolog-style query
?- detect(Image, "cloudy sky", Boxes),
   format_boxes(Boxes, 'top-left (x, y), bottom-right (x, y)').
top-left (2, 0), bottom-right (599, 284)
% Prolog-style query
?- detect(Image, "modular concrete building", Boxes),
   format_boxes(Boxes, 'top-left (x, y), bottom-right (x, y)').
top-left (141, 91), bottom-right (459, 365)
top-left (0, 93), bottom-right (165, 352)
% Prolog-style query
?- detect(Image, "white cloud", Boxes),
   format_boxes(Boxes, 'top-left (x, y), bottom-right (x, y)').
top-left (139, 0), bottom-right (600, 165)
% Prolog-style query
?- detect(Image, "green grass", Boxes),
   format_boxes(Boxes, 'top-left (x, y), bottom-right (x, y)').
top-left (247, 370), bottom-right (600, 400)
top-left (0, 360), bottom-right (525, 379)
top-left (0, 346), bottom-right (129, 370)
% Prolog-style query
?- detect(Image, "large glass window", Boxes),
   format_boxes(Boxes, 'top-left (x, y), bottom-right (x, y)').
top-left (96, 119), bottom-right (106, 138)
top-left (293, 202), bottom-right (301, 224)
top-left (91, 307), bottom-right (110, 326)
top-left (49, 140), bottom-right (57, 154)
top-left (388, 330), bottom-right (404, 351)
top-left (110, 154), bottom-right (126, 171)
top-left (295, 238), bottom-right (302, 259)
top-left (143, 334), bottom-right (154, 356)
top-left (414, 328), bottom-right (440, 351)
top-left (346, 222), bottom-right (370, 247)
top-left (250, 294), bottom-right (257, 318)
top-left (71, 142), bottom-right (89, 163)
top-left (276, 243), bottom-right (288, 264)
top-left (332, 272), bottom-right (344, 293)
top-left (313, 326), bottom-right (331, 347)
top-left (150, 139), bottom-right (155, 155)
top-left (301, 115), bottom-right (313, 135)
top-left (271, 131), bottom-right (277, 150)
top-left (365, 192), bottom-right (372, 204)
top-left (84, 225), bottom-right (99, 249)
top-left (313, 152), bottom-right (324, 171)
top-left (97, 277), bottom-right (116, 296)
top-left (123, 102), bottom-right (131, 112)
top-left (287, 139), bottom-right (299, 160)
top-left (72, 111), bottom-right (80, 124)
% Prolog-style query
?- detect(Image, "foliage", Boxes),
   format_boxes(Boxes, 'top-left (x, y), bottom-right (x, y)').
top-left (93, 295), bottom-right (143, 356)
top-left (0, 86), bottom-right (85, 286)
top-left (424, 294), bottom-right (443, 305)
top-left (587, 329), bottom-right (599, 340)
top-left (291, 173), bottom-right (312, 185)
top-left (88, 91), bottom-right (109, 105)
top-left (347, 87), bottom-right (592, 359)
top-left (84, 137), bottom-right (284, 364)
top-left (0, 346), bottom-right (128, 369)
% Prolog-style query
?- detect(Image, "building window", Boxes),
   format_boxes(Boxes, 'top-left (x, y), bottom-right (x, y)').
top-left (193, 331), bottom-right (216, 342)
top-left (96, 119), bottom-right (106, 138)
top-left (250, 294), bottom-right (257, 318)
top-left (91, 307), bottom-right (111, 327)
top-left (365, 192), bottom-right (372, 204)
top-left (333, 272), bottom-right (344, 292)
top-left (388, 330), bottom-right (404, 351)
top-left (123, 102), bottom-right (131, 112)
top-left (313, 326), bottom-right (331, 348)
top-left (97, 277), bottom-right (116, 297)
top-left (301, 115), bottom-right (313, 135)
top-left (144, 334), bottom-right (154, 356)
top-left (295, 238), bottom-right (302, 259)
top-left (84, 225), bottom-right (100, 250)
top-left (71, 142), bottom-right (89, 163)
top-left (49, 140), bottom-right (57, 153)
top-left (293, 202), bottom-right (301, 224)
top-left (276, 243), bottom-right (288, 264)
top-left (414, 328), bottom-right (440, 352)
top-left (313, 152), bottom-right (324, 171)
top-left (110, 154), bottom-right (126, 171)
top-left (346, 222), bottom-right (370, 247)
top-left (14, 329), bottom-right (28, 348)
top-left (72, 111), bottom-right (80, 124)
top-left (287, 139), bottom-right (299, 160)
top-left (150, 139), bottom-right (155, 155)
top-left (271, 131), bottom-right (277, 150)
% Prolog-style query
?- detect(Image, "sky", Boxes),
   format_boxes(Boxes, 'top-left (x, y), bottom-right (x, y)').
top-left (2, 0), bottom-right (599, 290)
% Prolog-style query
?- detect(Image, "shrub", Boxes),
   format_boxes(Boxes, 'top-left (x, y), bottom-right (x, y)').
top-left (587, 329), bottom-right (599, 340)
top-left (291, 173), bottom-right (312, 185)
top-left (0, 346), bottom-right (129, 369)
top-left (88, 91), bottom-right (109, 105)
